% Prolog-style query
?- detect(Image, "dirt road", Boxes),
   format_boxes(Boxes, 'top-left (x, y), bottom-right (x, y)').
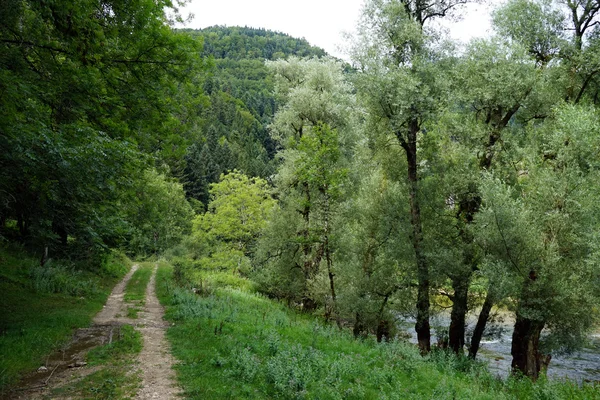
top-left (135, 264), bottom-right (180, 399)
top-left (3, 264), bottom-right (181, 399)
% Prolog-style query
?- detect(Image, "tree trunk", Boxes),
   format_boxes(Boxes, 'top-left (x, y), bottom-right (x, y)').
top-left (323, 191), bottom-right (341, 328)
top-left (376, 294), bottom-right (391, 343)
top-left (448, 275), bottom-right (469, 354)
top-left (299, 181), bottom-right (318, 310)
top-left (398, 118), bottom-right (430, 354)
top-left (468, 290), bottom-right (494, 359)
top-left (510, 313), bottom-right (546, 380)
top-left (353, 312), bottom-right (366, 338)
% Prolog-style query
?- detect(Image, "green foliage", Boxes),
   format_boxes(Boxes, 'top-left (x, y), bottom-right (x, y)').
top-left (126, 169), bottom-right (194, 257)
top-left (102, 250), bottom-right (133, 278)
top-left (492, 0), bottom-right (567, 63)
top-left (256, 58), bottom-right (356, 317)
top-left (181, 27), bottom-right (327, 207)
top-left (29, 262), bottom-right (100, 297)
top-left (191, 171), bottom-right (275, 275)
top-left (0, 0), bottom-right (203, 262)
top-left (475, 103), bottom-right (600, 355)
top-left (192, 26), bottom-right (327, 61)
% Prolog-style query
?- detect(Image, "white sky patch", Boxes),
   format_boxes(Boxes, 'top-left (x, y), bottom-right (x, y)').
top-left (176, 0), bottom-right (504, 59)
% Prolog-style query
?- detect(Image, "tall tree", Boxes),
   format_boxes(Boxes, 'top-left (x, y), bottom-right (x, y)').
top-left (351, 0), bottom-right (473, 353)
top-left (256, 57), bottom-right (356, 319)
top-left (191, 171), bottom-right (275, 274)
top-left (475, 105), bottom-right (600, 379)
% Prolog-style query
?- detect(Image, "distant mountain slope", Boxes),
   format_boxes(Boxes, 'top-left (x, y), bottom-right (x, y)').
top-left (179, 27), bottom-right (327, 206)
top-left (196, 26), bottom-right (327, 60)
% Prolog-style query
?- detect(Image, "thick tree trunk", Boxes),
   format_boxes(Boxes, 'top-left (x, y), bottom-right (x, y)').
top-left (468, 290), bottom-right (494, 359)
top-left (353, 312), bottom-right (366, 338)
top-left (398, 118), bottom-right (430, 354)
top-left (510, 313), bottom-right (546, 380)
top-left (448, 275), bottom-right (469, 354)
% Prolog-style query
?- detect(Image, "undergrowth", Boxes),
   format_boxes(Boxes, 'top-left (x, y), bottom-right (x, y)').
top-left (156, 262), bottom-right (599, 399)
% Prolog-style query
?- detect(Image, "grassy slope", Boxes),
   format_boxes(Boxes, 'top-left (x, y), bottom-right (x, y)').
top-left (0, 246), bottom-right (130, 392)
top-left (156, 263), bottom-right (599, 400)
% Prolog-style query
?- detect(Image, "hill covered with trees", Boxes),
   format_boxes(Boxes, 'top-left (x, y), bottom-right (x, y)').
top-left (180, 26), bottom-right (327, 206)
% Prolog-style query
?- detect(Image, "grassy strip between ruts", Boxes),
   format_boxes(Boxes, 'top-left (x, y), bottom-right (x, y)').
top-left (123, 262), bottom-right (154, 319)
top-left (0, 245), bottom-right (131, 394)
top-left (50, 324), bottom-right (143, 399)
top-left (155, 262), bottom-right (600, 400)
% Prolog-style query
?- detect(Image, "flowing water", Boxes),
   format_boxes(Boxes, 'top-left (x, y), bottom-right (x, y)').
top-left (400, 312), bottom-right (600, 382)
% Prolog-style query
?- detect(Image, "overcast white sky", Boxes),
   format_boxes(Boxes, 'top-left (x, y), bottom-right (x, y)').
top-left (176, 0), bottom-right (501, 59)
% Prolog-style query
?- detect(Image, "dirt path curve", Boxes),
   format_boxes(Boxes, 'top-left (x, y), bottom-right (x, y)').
top-left (94, 263), bottom-right (139, 325)
top-left (134, 264), bottom-right (181, 399)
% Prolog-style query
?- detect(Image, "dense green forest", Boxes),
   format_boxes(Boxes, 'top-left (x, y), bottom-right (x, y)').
top-left (1, 0), bottom-right (600, 395)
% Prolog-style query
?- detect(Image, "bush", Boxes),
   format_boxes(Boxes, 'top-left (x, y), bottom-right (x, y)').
top-left (266, 344), bottom-right (325, 399)
top-left (101, 250), bottom-right (131, 278)
top-left (29, 262), bottom-right (98, 297)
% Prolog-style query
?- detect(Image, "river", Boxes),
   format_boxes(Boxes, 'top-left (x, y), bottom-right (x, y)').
top-left (400, 312), bottom-right (600, 382)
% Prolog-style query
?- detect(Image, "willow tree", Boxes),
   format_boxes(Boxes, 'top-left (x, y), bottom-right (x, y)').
top-left (255, 57), bottom-right (356, 321)
top-left (475, 105), bottom-right (600, 379)
top-left (350, 0), bottom-right (474, 353)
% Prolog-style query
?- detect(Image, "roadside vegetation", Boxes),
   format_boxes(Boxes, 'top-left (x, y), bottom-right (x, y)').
top-left (156, 262), bottom-right (599, 399)
top-left (0, 246), bottom-right (130, 393)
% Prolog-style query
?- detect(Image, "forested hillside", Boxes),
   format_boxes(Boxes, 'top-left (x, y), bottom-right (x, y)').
top-left (180, 26), bottom-right (327, 206)
top-left (2, 0), bottom-right (600, 397)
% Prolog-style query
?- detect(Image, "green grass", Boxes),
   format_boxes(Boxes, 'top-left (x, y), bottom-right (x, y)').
top-left (86, 325), bottom-right (143, 366)
top-left (124, 263), bottom-right (154, 303)
top-left (156, 262), bottom-right (600, 400)
top-left (0, 246), bottom-right (130, 393)
top-left (67, 367), bottom-right (141, 400)
top-left (123, 263), bottom-right (153, 319)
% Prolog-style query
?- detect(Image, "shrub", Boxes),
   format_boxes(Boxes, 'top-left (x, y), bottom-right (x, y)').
top-left (29, 262), bottom-right (98, 297)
